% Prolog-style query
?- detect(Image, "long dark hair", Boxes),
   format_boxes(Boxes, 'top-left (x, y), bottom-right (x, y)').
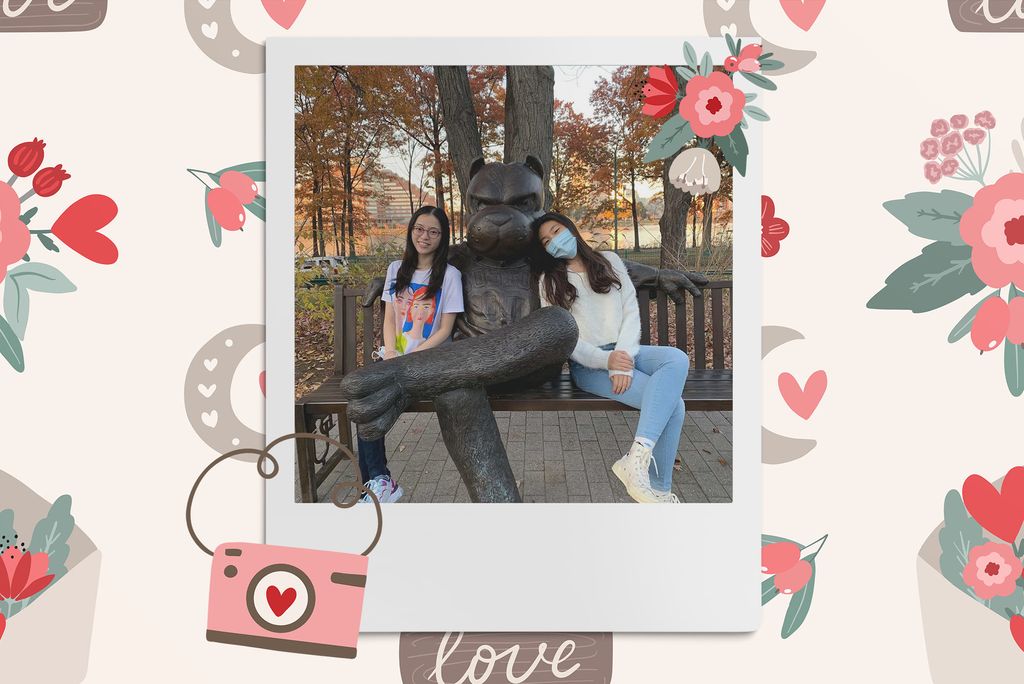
top-left (530, 212), bottom-right (621, 310)
top-left (392, 206), bottom-right (451, 299)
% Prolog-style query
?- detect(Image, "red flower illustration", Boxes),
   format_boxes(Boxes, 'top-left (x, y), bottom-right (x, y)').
top-left (678, 71), bottom-right (745, 138)
top-left (32, 164), bottom-right (70, 198)
top-left (641, 65), bottom-right (679, 118)
top-left (761, 195), bottom-right (790, 257)
top-left (0, 548), bottom-right (54, 602)
top-left (51, 194), bottom-right (119, 264)
top-left (7, 138), bottom-right (46, 178)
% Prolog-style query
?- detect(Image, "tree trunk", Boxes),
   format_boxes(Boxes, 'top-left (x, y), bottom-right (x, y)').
top-left (702, 191), bottom-right (715, 254)
top-left (446, 165), bottom-right (456, 240)
top-left (343, 150), bottom-right (355, 257)
top-left (691, 195), bottom-right (698, 250)
top-left (311, 175), bottom-right (321, 257)
top-left (629, 164), bottom-right (639, 251)
top-left (659, 155), bottom-right (693, 269)
top-left (325, 162), bottom-right (342, 256)
top-left (504, 66), bottom-right (554, 207)
top-left (458, 195), bottom-right (464, 241)
top-left (432, 141), bottom-right (445, 210)
top-left (405, 145), bottom-right (415, 215)
top-left (435, 66), bottom-right (484, 200)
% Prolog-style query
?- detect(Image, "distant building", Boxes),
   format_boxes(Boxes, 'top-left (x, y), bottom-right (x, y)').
top-left (366, 170), bottom-right (428, 227)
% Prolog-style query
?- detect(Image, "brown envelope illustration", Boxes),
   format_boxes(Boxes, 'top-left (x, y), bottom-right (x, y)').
top-left (0, 470), bottom-right (100, 683)
top-left (917, 477), bottom-right (1020, 681)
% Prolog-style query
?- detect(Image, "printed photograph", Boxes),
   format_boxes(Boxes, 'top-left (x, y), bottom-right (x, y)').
top-left (293, 64), bottom-right (736, 504)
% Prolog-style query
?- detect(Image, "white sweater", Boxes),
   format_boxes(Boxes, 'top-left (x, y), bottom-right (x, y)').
top-left (539, 251), bottom-right (641, 377)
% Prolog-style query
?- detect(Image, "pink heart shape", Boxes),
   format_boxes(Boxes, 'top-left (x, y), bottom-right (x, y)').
top-left (779, 0), bottom-right (826, 31)
top-left (261, 0), bottom-right (306, 29)
top-left (259, 370), bottom-right (266, 397)
top-left (778, 371), bottom-right (827, 420)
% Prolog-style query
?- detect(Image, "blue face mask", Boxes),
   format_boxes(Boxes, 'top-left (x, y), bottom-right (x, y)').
top-left (545, 229), bottom-right (578, 260)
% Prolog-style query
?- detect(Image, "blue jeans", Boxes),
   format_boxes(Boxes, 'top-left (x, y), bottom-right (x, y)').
top-left (356, 436), bottom-right (390, 484)
top-left (569, 344), bottom-right (689, 491)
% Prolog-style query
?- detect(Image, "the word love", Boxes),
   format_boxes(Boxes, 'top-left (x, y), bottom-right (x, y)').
top-left (0, 0), bottom-right (106, 31)
top-left (948, 0), bottom-right (1024, 31)
top-left (398, 632), bottom-right (613, 684)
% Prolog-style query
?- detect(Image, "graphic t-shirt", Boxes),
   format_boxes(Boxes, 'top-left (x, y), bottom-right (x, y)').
top-left (381, 261), bottom-right (464, 354)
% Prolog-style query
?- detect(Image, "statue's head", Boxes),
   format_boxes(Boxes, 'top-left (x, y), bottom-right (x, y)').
top-left (464, 156), bottom-right (545, 261)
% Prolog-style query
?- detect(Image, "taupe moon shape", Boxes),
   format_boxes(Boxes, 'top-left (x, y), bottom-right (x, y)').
top-left (703, 0), bottom-right (817, 75)
top-left (184, 0), bottom-right (265, 75)
top-left (184, 324), bottom-right (265, 460)
top-left (761, 325), bottom-right (817, 464)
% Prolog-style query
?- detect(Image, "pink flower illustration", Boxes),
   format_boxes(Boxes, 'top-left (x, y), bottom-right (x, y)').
top-left (761, 195), bottom-right (790, 257)
top-left (941, 158), bottom-right (960, 176)
top-left (641, 65), bottom-right (679, 118)
top-left (962, 542), bottom-right (1023, 600)
top-left (920, 138), bottom-right (940, 160)
top-left (961, 173), bottom-right (1024, 288)
top-left (964, 128), bottom-right (987, 145)
top-left (951, 114), bottom-right (969, 129)
top-left (931, 119), bottom-right (950, 137)
top-left (0, 182), bottom-right (30, 283)
top-left (0, 548), bottom-right (55, 602)
top-left (941, 132), bottom-right (964, 156)
top-left (678, 71), bottom-right (745, 138)
top-left (924, 162), bottom-right (943, 185)
top-left (975, 110), bottom-right (997, 130)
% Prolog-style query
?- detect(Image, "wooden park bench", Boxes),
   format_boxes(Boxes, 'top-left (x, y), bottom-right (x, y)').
top-left (295, 280), bottom-right (733, 502)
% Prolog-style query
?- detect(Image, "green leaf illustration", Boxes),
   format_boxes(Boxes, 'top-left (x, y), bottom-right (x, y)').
top-left (0, 509), bottom-right (15, 549)
top-left (948, 291), bottom-right (1001, 343)
top-left (211, 161), bottom-right (265, 184)
top-left (676, 65), bottom-right (696, 81)
top-left (744, 105), bottom-right (770, 122)
top-left (0, 313), bottom-right (25, 372)
top-left (989, 587), bottom-right (1024, 621)
top-left (247, 194), bottom-right (266, 222)
top-left (740, 71), bottom-right (777, 91)
top-left (938, 489), bottom-right (986, 596)
top-left (644, 117), bottom-right (694, 163)
top-left (24, 494), bottom-right (74, 609)
top-left (205, 188), bottom-right (222, 248)
top-left (18, 207), bottom-right (38, 226)
top-left (882, 190), bottom-right (972, 245)
top-left (3, 263), bottom-right (77, 341)
top-left (716, 126), bottom-right (748, 176)
top-left (683, 42), bottom-right (698, 69)
top-left (699, 51), bottom-right (713, 77)
top-left (36, 233), bottom-right (59, 252)
top-left (759, 59), bottom-right (785, 71)
top-left (1005, 333), bottom-right (1024, 397)
top-left (761, 534), bottom-right (797, 546)
top-left (745, 92), bottom-right (757, 102)
top-left (762, 576), bottom-right (780, 605)
top-left (867, 242), bottom-right (984, 313)
top-left (725, 33), bottom-right (737, 56)
top-left (781, 559), bottom-right (815, 638)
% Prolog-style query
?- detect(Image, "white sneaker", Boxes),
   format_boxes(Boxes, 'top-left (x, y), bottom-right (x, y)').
top-left (650, 488), bottom-right (680, 503)
top-left (359, 475), bottom-right (404, 504)
top-left (611, 442), bottom-right (660, 503)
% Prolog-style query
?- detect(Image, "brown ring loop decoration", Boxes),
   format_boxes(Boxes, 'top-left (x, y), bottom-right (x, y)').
top-left (185, 432), bottom-right (383, 557)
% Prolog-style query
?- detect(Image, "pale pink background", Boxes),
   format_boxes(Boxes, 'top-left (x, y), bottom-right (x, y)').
top-left (1, 1), bottom-right (1019, 681)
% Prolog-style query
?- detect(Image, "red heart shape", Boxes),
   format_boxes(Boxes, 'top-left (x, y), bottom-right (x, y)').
top-left (266, 585), bottom-right (296, 617)
top-left (778, 370), bottom-right (827, 420)
top-left (1011, 615), bottom-right (1024, 653)
top-left (259, 371), bottom-right (266, 397)
top-left (779, 0), bottom-right (826, 31)
top-left (50, 194), bottom-right (118, 265)
top-left (962, 466), bottom-right (1024, 544)
top-left (261, 0), bottom-right (306, 29)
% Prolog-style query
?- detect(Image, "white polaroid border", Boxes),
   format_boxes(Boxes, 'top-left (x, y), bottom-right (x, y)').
top-left (266, 36), bottom-right (761, 631)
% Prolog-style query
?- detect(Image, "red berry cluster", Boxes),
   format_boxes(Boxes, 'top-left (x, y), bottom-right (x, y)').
top-left (7, 138), bottom-right (70, 198)
top-left (206, 170), bottom-right (259, 231)
top-left (971, 295), bottom-right (1024, 353)
top-left (762, 541), bottom-right (813, 595)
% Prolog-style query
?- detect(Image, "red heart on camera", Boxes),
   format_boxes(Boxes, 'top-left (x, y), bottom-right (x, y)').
top-left (266, 586), bottom-right (297, 617)
top-left (962, 467), bottom-right (1024, 544)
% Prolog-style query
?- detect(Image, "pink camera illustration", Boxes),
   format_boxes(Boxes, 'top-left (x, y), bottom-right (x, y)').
top-left (187, 433), bottom-right (382, 659)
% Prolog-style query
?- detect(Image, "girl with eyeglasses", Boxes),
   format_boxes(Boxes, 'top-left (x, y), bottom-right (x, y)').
top-left (356, 206), bottom-right (463, 504)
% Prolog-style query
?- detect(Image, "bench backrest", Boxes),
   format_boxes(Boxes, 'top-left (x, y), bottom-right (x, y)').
top-left (331, 281), bottom-right (733, 376)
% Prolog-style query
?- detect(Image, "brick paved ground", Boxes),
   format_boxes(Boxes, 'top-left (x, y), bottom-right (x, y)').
top-left (315, 410), bottom-right (732, 504)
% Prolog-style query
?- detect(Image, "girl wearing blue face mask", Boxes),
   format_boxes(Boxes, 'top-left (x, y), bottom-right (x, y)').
top-left (532, 212), bottom-right (689, 503)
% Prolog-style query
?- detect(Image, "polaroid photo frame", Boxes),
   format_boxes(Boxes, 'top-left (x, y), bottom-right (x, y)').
top-left (265, 36), bottom-right (761, 631)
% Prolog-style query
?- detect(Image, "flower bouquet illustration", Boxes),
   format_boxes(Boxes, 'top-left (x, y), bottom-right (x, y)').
top-left (918, 466), bottom-right (1024, 680)
top-left (187, 162), bottom-right (265, 247)
top-left (641, 35), bottom-right (783, 178)
top-left (1, 138), bottom-right (118, 373)
top-left (761, 533), bottom-right (827, 638)
top-left (867, 111), bottom-right (1024, 396)
top-left (0, 470), bottom-right (100, 681)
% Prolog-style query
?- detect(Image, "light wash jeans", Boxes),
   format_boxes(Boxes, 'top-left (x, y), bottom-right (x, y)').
top-left (569, 344), bottom-right (689, 491)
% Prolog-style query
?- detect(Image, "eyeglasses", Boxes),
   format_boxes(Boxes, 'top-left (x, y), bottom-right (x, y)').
top-left (412, 226), bottom-right (442, 239)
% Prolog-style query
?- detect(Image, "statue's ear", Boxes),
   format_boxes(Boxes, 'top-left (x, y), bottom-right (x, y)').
top-left (469, 157), bottom-right (486, 180)
top-left (524, 155), bottom-right (545, 180)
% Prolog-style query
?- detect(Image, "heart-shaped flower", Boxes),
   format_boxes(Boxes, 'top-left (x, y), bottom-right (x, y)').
top-left (50, 194), bottom-right (118, 264)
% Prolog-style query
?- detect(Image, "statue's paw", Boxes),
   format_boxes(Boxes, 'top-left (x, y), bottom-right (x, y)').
top-left (340, 365), bottom-right (410, 437)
